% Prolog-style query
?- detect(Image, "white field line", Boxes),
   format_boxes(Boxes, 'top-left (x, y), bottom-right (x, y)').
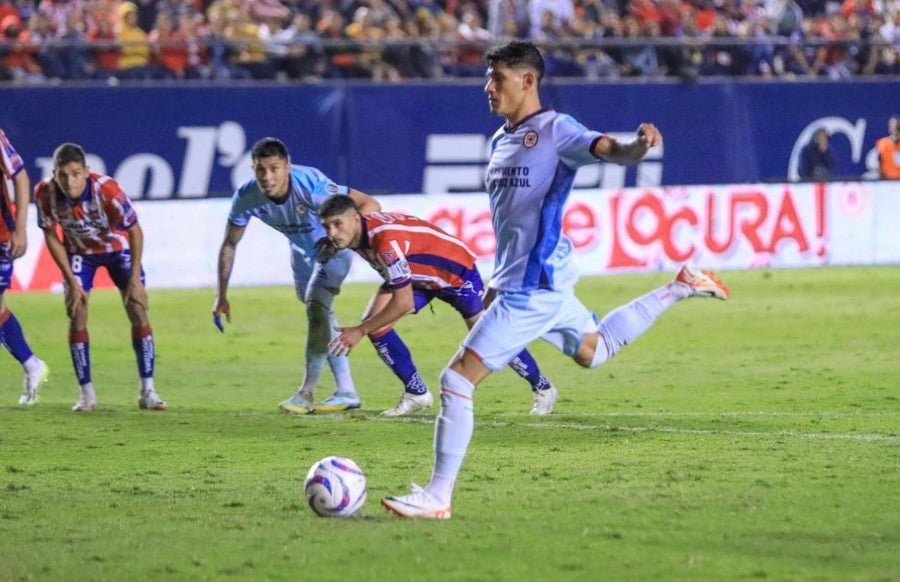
top-left (374, 416), bottom-right (899, 443)
top-left (501, 411), bottom-right (900, 418)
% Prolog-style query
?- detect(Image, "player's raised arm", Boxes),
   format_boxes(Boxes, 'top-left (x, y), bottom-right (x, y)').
top-left (592, 123), bottom-right (663, 165)
top-left (213, 221), bottom-right (246, 325)
top-left (348, 188), bottom-right (381, 214)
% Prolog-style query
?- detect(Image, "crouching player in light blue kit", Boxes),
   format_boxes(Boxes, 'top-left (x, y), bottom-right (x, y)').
top-left (383, 41), bottom-right (730, 519)
top-left (213, 138), bottom-right (380, 414)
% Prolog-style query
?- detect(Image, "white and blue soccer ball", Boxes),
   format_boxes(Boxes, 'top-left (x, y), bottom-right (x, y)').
top-left (303, 456), bottom-right (367, 517)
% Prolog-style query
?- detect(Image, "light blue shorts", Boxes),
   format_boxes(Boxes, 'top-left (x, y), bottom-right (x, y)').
top-left (462, 287), bottom-right (598, 371)
top-left (290, 243), bottom-right (353, 305)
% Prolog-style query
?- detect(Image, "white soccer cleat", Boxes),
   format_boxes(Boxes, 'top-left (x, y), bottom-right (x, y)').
top-left (72, 392), bottom-right (97, 413)
top-left (279, 392), bottom-right (315, 415)
top-left (381, 391), bottom-right (433, 417)
top-left (530, 385), bottom-right (558, 416)
top-left (138, 391), bottom-right (168, 411)
top-left (674, 264), bottom-right (730, 300)
top-left (382, 484), bottom-right (452, 520)
top-left (19, 360), bottom-right (49, 405)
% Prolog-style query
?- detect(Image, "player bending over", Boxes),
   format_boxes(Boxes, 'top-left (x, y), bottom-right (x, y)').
top-left (214, 137), bottom-right (380, 414)
top-left (35, 143), bottom-right (165, 412)
top-left (319, 194), bottom-right (558, 417)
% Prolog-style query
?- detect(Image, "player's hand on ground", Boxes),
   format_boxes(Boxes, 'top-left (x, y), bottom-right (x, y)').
top-left (314, 237), bottom-right (338, 263)
top-left (65, 286), bottom-right (88, 318)
top-left (328, 326), bottom-right (364, 357)
top-left (636, 123), bottom-right (663, 149)
top-left (212, 296), bottom-right (230, 332)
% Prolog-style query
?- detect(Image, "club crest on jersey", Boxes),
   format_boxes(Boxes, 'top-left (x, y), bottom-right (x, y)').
top-left (295, 203), bottom-right (308, 214)
top-left (380, 249), bottom-right (396, 264)
top-left (523, 131), bottom-right (538, 148)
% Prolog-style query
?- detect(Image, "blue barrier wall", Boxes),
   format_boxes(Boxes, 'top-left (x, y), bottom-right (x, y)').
top-left (2, 79), bottom-right (897, 197)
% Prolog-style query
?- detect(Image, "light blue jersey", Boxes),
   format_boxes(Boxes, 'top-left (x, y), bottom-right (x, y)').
top-left (228, 164), bottom-right (349, 251)
top-left (485, 109), bottom-right (602, 292)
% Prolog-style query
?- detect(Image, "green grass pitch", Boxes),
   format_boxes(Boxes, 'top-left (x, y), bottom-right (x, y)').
top-left (2, 266), bottom-right (898, 581)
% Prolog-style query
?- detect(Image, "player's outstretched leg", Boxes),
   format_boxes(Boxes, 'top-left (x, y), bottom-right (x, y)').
top-left (371, 329), bottom-right (433, 417)
top-left (0, 308), bottom-right (49, 405)
top-left (585, 264), bottom-right (729, 369)
top-left (508, 349), bottom-right (557, 415)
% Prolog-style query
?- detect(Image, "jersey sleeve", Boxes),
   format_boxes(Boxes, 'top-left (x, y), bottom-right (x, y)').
top-left (553, 114), bottom-right (604, 169)
top-left (98, 177), bottom-right (138, 230)
top-left (227, 180), bottom-right (256, 227)
top-left (370, 230), bottom-right (413, 289)
top-left (294, 166), bottom-right (350, 211)
top-left (0, 129), bottom-right (25, 179)
top-left (34, 182), bottom-right (56, 228)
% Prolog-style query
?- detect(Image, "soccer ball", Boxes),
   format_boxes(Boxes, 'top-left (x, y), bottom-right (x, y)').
top-left (303, 456), bottom-right (367, 517)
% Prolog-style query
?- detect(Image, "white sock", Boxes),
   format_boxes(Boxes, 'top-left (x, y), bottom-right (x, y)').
top-left (22, 355), bottom-right (42, 374)
top-left (426, 368), bottom-right (475, 506)
top-left (80, 382), bottom-right (95, 397)
top-left (140, 377), bottom-right (155, 395)
top-left (300, 302), bottom-right (331, 394)
top-left (327, 314), bottom-right (357, 397)
top-left (591, 285), bottom-right (679, 368)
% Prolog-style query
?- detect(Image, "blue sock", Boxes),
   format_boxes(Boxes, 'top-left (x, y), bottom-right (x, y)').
top-left (69, 330), bottom-right (91, 385)
top-left (0, 310), bottom-right (34, 363)
top-left (370, 329), bottom-right (427, 395)
top-left (131, 326), bottom-right (155, 379)
top-left (508, 350), bottom-right (551, 391)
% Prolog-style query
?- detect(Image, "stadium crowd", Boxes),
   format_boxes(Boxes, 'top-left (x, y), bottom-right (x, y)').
top-left (0, 0), bottom-right (897, 83)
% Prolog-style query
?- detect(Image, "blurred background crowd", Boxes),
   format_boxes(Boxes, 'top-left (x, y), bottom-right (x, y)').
top-left (0, 0), bottom-right (897, 83)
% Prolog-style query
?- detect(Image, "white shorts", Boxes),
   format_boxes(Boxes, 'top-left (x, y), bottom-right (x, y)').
top-left (290, 243), bottom-right (353, 304)
top-left (463, 287), bottom-right (598, 371)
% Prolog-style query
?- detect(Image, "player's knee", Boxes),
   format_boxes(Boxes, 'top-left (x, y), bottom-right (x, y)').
top-left (573, 332), bottom-right (600, 368)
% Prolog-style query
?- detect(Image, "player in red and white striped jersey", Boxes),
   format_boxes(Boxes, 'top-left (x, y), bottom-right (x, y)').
top-left (318, 195), bottom-right (557, 417)
top-left (0, 127), bottom-right (49, 405)
top-left (34, 143), bottom-right (166, 412)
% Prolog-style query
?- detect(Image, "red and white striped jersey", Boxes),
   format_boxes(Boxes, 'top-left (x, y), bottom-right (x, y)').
top-left (34, 172), bottom-right (138, 255)
top-left (356, 212), bottom-right (477, 290)
top-left (0, 127), bottom-right (26, 244)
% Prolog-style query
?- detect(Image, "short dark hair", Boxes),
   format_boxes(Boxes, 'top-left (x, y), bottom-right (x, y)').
top-left (485, 40), bottom-right (544, 84)
top-left (320, 194), bottom-right (358, 219)
top-left (250, 137), bottom-right (289, 161)
top-left (53, 143), bottom-right (87, 167)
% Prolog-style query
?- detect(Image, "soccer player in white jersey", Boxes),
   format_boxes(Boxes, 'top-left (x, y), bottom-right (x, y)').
top-left (35, 143), bottom-right (166, 412)
top-left (382, 40), bottom-right (730, 519)
top-left (0, 127), bottom-right (49, 405)
top-left (213, 138), bottom-right (380, 414)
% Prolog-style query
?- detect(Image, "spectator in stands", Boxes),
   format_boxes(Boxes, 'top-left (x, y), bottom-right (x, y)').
top-left (1, 14), bottom-right (44, 83)
top-left (58, 10), bottom-right (93, 80)
top-left (617, 14), bottom-right (660, 77)
top-left (205, 10), bottom-right (251, 79)
top-left (149, 11), bottom-right (195, 78)
top-left (281, 12), bottom-right (325, 80)
top-left (86, 10), bottom-right (119, 80)
top-left (875, 115), bottom-right (900, 180)
top-left (224, 3), bottom-right (276, 79)
top-left (798, 128), bottom-right (835, 181)
top-left (116, 1), bottom-right (171, 80)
